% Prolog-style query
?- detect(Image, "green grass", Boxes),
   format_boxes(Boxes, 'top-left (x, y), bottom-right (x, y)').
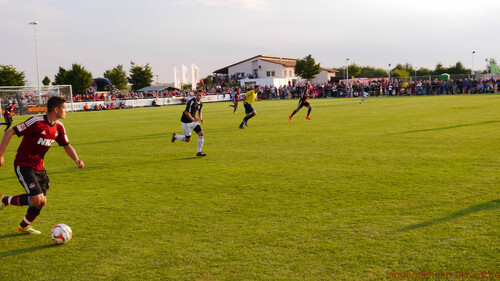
top-left (0, 95), bottom-right (498, 280)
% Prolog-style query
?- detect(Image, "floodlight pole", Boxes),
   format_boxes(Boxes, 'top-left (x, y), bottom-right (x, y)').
top-left (388, 63), bottom-right (391, 82)
top-left (346, 58), bottom-right (350, 97)
top-left (471, 51), bottom-right (475, 76)
top-left (29, 21), bottom-right (41, 102)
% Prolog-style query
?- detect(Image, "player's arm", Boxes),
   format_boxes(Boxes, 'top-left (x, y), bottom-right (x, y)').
top-left (63, 145), bottom-right (84, 169)
top-left (0, 128), bottom-right (15, 167)
top-left (197, 109), bottom-right (205, 124)
top-left (183, 110), bottom-right (199, 122)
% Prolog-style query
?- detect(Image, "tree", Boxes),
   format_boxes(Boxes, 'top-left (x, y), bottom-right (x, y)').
top-left (104, 65), bottom-right (128, 90)
top-left (0, 65), bottom-right (25, 86)
top-left (432, 63), bottom-right (447, 75)
top-left (347, 63), bottom-right (361, 78)
top-left (54, 67), bottom-right (68, 85)
top-left (128, 62), bottom-right (153, 91)
top-left (295, 54), bottom-right (321, 80)
top-left (55, 64), bottom-right (93, 94)
top-left (390, 69), bottom-right (410, 79)
top-left (373, 68), bottom-right (389, 78)
top-left (416, 67), bottom-right (432, 76)
top-left (202, 76), bottom-right (212, 87)
top-left (447, 62), bottom-right (469, 74)
top-left (42, 76), bottom-right (51, 86)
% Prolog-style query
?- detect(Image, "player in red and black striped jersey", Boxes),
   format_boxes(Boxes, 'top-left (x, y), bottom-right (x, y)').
top-left (0, 96), bottom-right (84, 234)
top-left (289, 83), bottom-right (313, 121)
top-left (1, 99), bottom-right (16, 131)
top-left (229, 88), bottom-right (241, 113)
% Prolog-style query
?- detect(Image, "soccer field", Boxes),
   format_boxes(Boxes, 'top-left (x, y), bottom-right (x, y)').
top-left (0, 95), bottom-right (498, 280)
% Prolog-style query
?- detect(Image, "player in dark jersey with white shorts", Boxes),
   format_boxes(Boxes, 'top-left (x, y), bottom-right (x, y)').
top-left (0, 96), bottom-right (84, 234)
top-left (289, 83), bottom-right (313, 121)
top-left (171, 90), bottom-right (206, 157)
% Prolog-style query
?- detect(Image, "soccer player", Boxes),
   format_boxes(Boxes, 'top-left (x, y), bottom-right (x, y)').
top-left (289, 83), bottom-right (312, 121)
top-left (229, 88), bottom-right (241, 113)
top-left (360, 85), bottom-right (370, 104)
top-left (1, 99), bottom-right (16, 131)
top-left (171, 90), bottom-right (206, 157)
top-left (239, 86), bottom-right (261, 129)
top-left (0, 96), bottom-right (84, 234)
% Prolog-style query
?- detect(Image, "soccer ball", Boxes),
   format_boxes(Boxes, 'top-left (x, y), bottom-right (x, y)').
top-left (51, 224), bottom-right (72, 244)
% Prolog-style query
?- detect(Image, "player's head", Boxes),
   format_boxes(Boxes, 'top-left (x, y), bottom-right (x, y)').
top-left (47, 96), bottom-right (67, 119)
top-left (254, 85), bottom-right (260, 91)
top-left (195, 90), bottom-right (203, 101)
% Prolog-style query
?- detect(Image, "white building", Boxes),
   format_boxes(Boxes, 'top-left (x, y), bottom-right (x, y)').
top-left (213, 55), bottom-right (337, 87)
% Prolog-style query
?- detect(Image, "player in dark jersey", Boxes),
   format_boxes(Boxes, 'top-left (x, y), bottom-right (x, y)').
top-left (0, 96), bottom-right (84, 234)
top-left (171, 90), bottom-right (206, 157)
top-left (229, 88), bottom-right (241, 113)
top-left (1, 99), bottom-right (16, 131)
top-left (289, 83), bottom-right (313, 121)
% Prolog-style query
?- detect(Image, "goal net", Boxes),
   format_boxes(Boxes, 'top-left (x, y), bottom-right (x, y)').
top-left (0, 85), bottom-right (73, 116)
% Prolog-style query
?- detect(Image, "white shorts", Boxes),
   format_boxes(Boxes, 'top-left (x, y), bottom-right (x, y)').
top-left (181, 121), bottom-right (200, 137)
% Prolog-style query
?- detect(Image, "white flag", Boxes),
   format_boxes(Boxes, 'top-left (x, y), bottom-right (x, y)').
top-left (191, 64), bottom-right (199, 90)
top-left (173, 66), bottom-right (181, 89)
top-left (181, 64), bottom-right (189, 85)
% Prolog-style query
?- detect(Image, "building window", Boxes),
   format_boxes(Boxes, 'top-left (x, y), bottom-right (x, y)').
top-left (266, 71), bottom-right (275, 77)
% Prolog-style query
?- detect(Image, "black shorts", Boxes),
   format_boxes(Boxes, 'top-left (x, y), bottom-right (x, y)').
top-left (244, 103), bottom-right (254, 114)
top-left (4, 116), bottom-right (12, 125)
top-left (297, 101), bottom-right (310, 109)
top-left (15, 166), bottom-right (50, 196)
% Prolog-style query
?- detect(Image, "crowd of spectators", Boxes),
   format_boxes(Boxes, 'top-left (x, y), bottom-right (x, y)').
top-left (3, 76), bottom-right (499, 115)
top-left (64, 76), bottom-right (500, 106)
top-left (329, 77), bottom-right (500, 97)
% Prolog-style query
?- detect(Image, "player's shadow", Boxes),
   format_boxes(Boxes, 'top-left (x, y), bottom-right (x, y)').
top-left (75, 133), bottom-right (169, 146)
top-left (0, 244), bottom-right (59, 258)
top-left (395, 199), bottom-right (499, 232)
top-left (0, 233), bottom-right (26, 239)
top-left (394, 120), bottom-right (499, 135)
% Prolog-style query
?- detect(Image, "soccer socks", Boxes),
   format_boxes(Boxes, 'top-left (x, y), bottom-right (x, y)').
top-left (2, 194), bottom-right (29, 207)
top-left (19, 206), bottom-right (41, 228)
top-left (175, 134), bottom-right (186, 142)
top-left (290, 110), bottom-right (297, 117)
top-left (307, 108), bottom-right (311, 116)
top-left (197, 136), bottom-right (204, 153)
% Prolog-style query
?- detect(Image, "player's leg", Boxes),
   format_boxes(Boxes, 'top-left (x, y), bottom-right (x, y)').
top-left (244, 110), bottom-right (256, 127)
top-left (194, 126), bottom-right (206, 156)
top-left (306, 103), bottom-right (312, 120)
top-left (290, 103), bottom-right (303, 121)
top-left (12, 167), bottom-right (48, 234)
top-left (173, 123), bottom-right (192, 142)
top-left (233, 101), bottom-right (238, 113)
top-left (240, 103), bottom-right (253, 128)
top-left (4, 117), bottom-right (12, 131)
top-left (2, 166), bottom-right (39, 209)
top-left (0, 115), bottom-right (7, 127)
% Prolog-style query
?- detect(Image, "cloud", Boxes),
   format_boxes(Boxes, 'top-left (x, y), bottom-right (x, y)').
top-left (175, 0), bottom-right (271, 11)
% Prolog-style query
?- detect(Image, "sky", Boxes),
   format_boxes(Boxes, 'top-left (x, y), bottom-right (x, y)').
top-left (1, 0), bottom-right (499, 86)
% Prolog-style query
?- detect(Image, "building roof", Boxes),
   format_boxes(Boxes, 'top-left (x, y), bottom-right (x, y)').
top-left (212, 54), bottom-right (337, 74)
top-left (320, 67), bottom-right (338, 73)
top-left (137, 85), bottom-right (177, 92)
top-left (213, 55), bottom-right (299, 74)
